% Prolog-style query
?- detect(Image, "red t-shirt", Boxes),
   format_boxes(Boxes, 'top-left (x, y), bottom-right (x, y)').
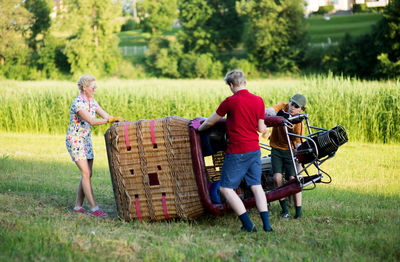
top-left (216, 89), bottom-right (265, 154)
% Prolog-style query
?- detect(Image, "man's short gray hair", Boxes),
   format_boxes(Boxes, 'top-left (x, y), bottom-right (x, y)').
top-left (224, 69), bottom-right (246, 88)
top-left (77, 74), bottom-right (96, 92)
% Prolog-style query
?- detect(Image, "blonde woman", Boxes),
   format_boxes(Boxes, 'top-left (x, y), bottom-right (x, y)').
top-left (66, 74), bottom-right (123, 218)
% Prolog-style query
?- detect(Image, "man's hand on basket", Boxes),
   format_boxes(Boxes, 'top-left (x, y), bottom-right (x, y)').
top-left (189, 117), bottom-right (206, 131)
top-left (108, 116), bottom-right (124, 123)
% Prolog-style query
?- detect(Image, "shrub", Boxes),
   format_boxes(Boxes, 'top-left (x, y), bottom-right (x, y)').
top-left (194, 53), bottom-right (223, 79)
top-left (145, 36), bottom-right (183, 78)
top-left (121, 18), bottom-right (138, 31)
top-left (36, 35), bottom-right (70, 78)
top-left (315, 5), bottom-right (334, 15)
top-left (179, 52), bottom-right (223, 79)
top-left (322, 33), bottom-right (378, 78)
top-left (112, 60), bottom-right (147, 79)
top-left (377, 53), bottom-right (400, 79)
top-left (301, 45), bottom-right (335, 72)
top-left (353, 4), bottom-right (368, 13)
top-left (179, 53), bottom-right (197, 78)
top-left (225, 58), bottom-right (258, 78)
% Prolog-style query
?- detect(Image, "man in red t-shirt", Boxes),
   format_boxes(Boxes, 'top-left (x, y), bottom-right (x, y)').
top-left (193, 69), bottom-right (273, 232)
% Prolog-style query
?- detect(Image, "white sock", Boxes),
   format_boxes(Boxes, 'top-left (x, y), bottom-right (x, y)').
top-left (74, 206), bottom-right (82, 210)
top-left (91, 206), bottom-right (100, 212)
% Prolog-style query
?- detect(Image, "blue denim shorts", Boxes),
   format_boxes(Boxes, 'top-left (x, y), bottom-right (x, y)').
top-left (220, 150), bottom-right (262, 189)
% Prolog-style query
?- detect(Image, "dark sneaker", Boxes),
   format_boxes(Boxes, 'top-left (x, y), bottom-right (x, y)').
top-left (73, 207), bottom-right (88, 215)
top-left (263, 227), bottom-right (274, 232)
top-left (282, 212), bottom-right (290, 219)
top-left (241, 226), bottom-right (257, 232)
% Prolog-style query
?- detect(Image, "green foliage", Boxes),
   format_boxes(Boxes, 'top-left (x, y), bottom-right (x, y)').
top-left (225, 58), bottom-right (257, 78)
top-left (193, 53), bottom-right (223, 79)
top-left (204, 0), bottom-right (244, 52)
top-left (352, 4), bottom-right (385, 14)
top-left (0, 0), bottom-right (33, 77)
top-left (36, 35), bottom-right (70, 78)
top-left (238, 0), bottom-right (308, 73)
top-left (0, 58), bottom-right (33, 80)
top-left (145, 36), bottom-right (183, 78)
top-left (145, 36), bottom-right (223, 79)
top-left (178, 53), bottom-right (197, 78)
top-left (319, 0), bottom-right (400, 79)
top-left (179, 52), bottom-right (222, 78)
top-left (352, 3), bottom-right (368, 13)
top-left (61, 0), bottom-right (123, 78)
top-left (314, 5), bottom-right (334, 15)
top-left (376, 53), bottom-right (400, 78)
top-left (111, 60), bottom-right (147, 79)
top-left (374, 0), bottom-right (400, 78)
top-left (322, 33), bottom-right (378, 78)
top-left (178, 0), bottom-right (214, 53)
top-left (24, 0), bottom-right (52, 50)
top-left (138, 0), bottom-right (178, 34)
top-left (121, 18), bottom-right (138, 31)
top-left (178, 0), bottom-right (244, 55)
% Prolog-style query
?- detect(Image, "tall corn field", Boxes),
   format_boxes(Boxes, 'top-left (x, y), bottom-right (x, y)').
top-left (0, 75), bottom-right (399, 143)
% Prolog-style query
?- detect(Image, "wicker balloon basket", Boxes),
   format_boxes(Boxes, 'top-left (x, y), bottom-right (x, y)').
top-left (105, 116), bottom-right (204, 222)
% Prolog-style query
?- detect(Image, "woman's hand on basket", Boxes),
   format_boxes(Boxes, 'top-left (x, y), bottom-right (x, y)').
top-left (108, 116), bottom-right (124, 123)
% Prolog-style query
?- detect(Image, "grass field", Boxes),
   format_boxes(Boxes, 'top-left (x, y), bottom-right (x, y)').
top-left (1, 77), bottom-right (399, 143)
top-left (0, 133), bottom-right (399, 261)
top-left (306, 13), bottom-right (382, 43)
top-left (0, 77), bottom-right (399, 260)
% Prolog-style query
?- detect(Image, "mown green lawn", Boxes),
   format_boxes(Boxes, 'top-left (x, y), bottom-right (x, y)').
top-left (306, 13), bottom-right (383, 43)
top-left (117, 13), bottom-right (383, 48)
top-left (0, 133), bottom-right (399, 261)
top-left (117, 27), bottom-right (180, 47)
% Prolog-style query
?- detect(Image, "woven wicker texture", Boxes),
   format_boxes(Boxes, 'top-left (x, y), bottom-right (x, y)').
top-left (105, 116), bottom-right (204, 221)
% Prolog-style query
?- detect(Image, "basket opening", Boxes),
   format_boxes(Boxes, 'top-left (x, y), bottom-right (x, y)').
top-left (130, 169), bottom-right (134, 174)
top-left (148, 172), bottom-right (160, 186)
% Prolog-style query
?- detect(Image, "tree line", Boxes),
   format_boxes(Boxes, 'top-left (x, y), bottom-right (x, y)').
top-left (0, 0), bottom-right (399, 80)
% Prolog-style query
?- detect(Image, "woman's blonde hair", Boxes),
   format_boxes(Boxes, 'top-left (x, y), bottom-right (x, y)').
top-left (77, 74), bottom-right (96, 92)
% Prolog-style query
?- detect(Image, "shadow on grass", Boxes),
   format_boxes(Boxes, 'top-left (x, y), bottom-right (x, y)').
top-left (1, 156), bottom-right (399, 221)
top-left (0, 156), bottom-right (117, 216)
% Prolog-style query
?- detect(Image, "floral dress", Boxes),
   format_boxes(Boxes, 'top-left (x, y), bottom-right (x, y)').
top-left (66, 95), bottom-right (99, 161)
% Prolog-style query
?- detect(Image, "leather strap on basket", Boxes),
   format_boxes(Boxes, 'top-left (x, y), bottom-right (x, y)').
top-left (124, 122), bottom-right (131, 150)
top-left (134, 195), bottom-right (143, 221)
top-left (162, 193), bottom-right (170, 220)
top-left (150, 119), bottom-right (156, 147)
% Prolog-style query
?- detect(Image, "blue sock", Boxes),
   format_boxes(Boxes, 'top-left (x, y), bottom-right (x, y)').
top-left (295, 206), bottom-right (302, 218)
top-left (260, 211), bottom-right (273, 231)
top-left (238, 212), bottom-right (254, 231)
top-left (279, 200), bottom-right (288, 214)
